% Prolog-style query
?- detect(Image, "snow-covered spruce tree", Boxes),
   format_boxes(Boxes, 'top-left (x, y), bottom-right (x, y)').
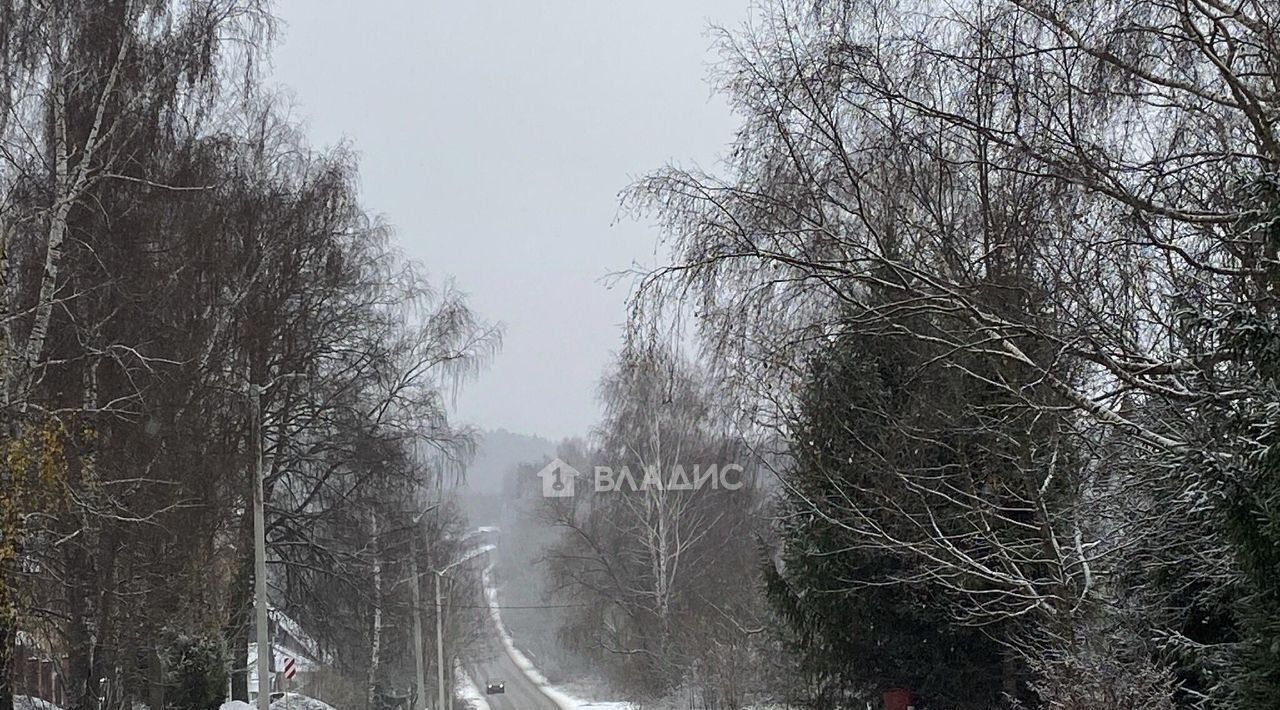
top-left (1221, 174), bottom-right (1280, 706)
top-left (1203, 173), bottom-right (1280, 706)
top-left (766, 304), bottom-right (1081, 708)
top-left (164, 633), bottom-right (227, 710)
top-left (1115, 174), bottom-right (1280, 709)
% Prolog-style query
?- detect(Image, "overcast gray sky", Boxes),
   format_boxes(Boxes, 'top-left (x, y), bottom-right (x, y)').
top-left (270, 1), bottom-right (747, 441)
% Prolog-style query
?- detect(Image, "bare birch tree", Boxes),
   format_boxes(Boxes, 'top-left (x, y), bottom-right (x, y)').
top-left (628, 0), bottom-right (1280, 705)
top-left (545, 345), bottom-right (767, 703)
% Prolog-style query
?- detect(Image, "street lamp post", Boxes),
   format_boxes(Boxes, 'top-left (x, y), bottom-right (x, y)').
top-left (409, 505), bottom-right (439, 710)
top-left (401, 518), bottom-right (493, 710)
top-left (430, 544), bottom-right (492, 710)
top-left (251, 383), bottom-right (270, 710)
top-left (249, 373), bottom-right (306, 710)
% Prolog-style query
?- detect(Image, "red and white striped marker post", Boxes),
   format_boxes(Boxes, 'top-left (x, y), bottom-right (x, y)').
top-left (281, 657), bottom-right (296, 710)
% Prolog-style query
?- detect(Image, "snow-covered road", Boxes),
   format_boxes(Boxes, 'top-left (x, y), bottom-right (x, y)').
top-left (461, 564), bottom-right (632, 710)
top-left (465, 639), bottom-right (560, 710)
top-left (461, 566), bottom-right (564, 710)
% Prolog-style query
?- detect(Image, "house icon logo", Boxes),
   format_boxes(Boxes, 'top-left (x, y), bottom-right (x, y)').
top-left (536, 458), bottom-right (579, 498)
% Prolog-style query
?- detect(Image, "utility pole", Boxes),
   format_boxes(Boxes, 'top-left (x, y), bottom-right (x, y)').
top-left (435, 571), bottom-right (446, 710)
top-left (410, 551), bottom-right (427, 710)
top-left (251, 382), bottom-right (270, 710)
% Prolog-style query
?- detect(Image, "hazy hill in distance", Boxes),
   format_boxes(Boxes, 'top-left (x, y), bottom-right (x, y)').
top-left (462, 428), bottom-right (557, 495)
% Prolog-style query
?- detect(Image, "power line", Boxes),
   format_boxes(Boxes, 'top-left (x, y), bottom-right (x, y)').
top-left (446, 603), bottom-right (594, 609)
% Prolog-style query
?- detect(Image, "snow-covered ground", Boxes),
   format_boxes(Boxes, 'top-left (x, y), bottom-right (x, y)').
top-left (550, 682), bottom-right (636, 710)
top-left (482, 566), bottom-right (634, 710)
top-left (15, 696), bottom-right (61, 710)
top-left (454, 661), bottom-right (493, 710)
top-left (219, 693), bottom-right (335, 710)
top-left (269, 692), bottom-right (337, 710)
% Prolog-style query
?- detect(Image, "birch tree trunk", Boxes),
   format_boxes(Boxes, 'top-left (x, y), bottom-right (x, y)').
top-left (17, 16), bottom-right (129, 406)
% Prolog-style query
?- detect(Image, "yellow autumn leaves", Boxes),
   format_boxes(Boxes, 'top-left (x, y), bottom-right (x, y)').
top-left (0, 419), bottom-right (70, 620)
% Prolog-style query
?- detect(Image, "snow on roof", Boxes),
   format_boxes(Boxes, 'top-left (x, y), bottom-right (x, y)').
top-left (270, 609), bottom-right (320, 661)
top-left (246, 642), bottom-right (322, 692)
top-left (247, 642), bottom-right (320, 672)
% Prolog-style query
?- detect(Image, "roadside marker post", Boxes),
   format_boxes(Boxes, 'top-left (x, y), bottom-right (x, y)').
top-left (282, 657), bottom-right (296, 710)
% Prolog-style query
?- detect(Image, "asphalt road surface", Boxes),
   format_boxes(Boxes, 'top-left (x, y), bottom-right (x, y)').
top-left (466, 630), bottom-right (560, 710)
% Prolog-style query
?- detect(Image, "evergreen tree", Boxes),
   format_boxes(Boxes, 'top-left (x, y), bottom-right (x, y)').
top-left (768, 324), bottom-right (1022, 709)
top-left (164, 634), bottom-right (227, 710)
